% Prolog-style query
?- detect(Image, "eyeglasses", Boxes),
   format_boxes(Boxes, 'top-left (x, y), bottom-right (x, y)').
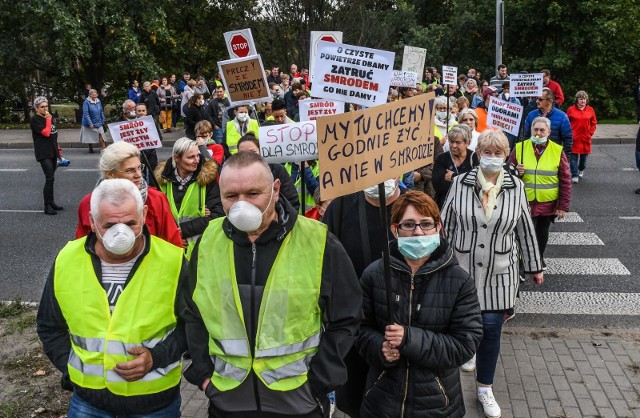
top-left (395, 221), bottom-right (437, 232)
top-left (117, 163), bottom-right (145, 175)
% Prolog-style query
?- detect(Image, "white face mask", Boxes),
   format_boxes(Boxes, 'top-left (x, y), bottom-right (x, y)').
top-left (436, 110), bottom-right (448, 121)
top-left (237, 112), bottom-right (248, 122)
top-left (363, 179), bottom-right (397, 200)
top-left (479, 156), bottom-right (504, 174)
top-left (227, 186), bottom-right (275, 232)
top-left (127, 111), bottom-right (137, 119)
top-left (530, 135), bottom-right (548, 145)
top-left (503, 92), bottom-right (510, 100)
top-left (96, 223), bottom-right (141, 255)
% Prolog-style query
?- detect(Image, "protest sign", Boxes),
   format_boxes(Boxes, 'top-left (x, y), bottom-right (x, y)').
top-left (390, 70), bottom-right (418, 88)
top-left (510, 73), bottom-right (543, 97)
top-left (486, 97), bottom-right (523, 136)
top-left (218, 55), bottom-right (269, 106)
top-left (316, 92), bottom-right (436, 200)
top-left (223, 29), bottom-right (257, 59)
top-left (311, 41), bottom-right (395, 108)
top-left (258, 120), bottom-right (318, 163)
top-left (299, 99), bottom-right (344, 122)
top-left (108, 116), bottom-right (162, 150)
top-left (442, 65), bottom-right (458, 85)
top-left (401, 46), bottom-right (427, 84)
top-left (309, 31), bottom-right (343, 82)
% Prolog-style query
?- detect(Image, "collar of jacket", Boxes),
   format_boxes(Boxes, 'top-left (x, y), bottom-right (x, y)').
top-left (156, 158), bottom-right (218, 188)
top-left (460, 168), bottom-right (517, 190)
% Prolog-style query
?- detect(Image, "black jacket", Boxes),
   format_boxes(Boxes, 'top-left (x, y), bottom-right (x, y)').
top-left (155, 158), bottom-right (223, 239)
top-left (185, 104), bottom-right (212, 140)
top-left (180, 197), bottom-right (363, 416)
top-left (432, 151), bottom-right (479, 208)
top-left (36, 229), bottom-right (188, 416)
top-left (143, 88), bottom-right (161, 117)
top-left (358, 240), bottom-right (482, 418)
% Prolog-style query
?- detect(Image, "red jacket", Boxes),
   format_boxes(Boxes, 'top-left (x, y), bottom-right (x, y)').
top-left (567, 105), bottom-right (597, 154)
top-left (545, 80), bottom-right (565, 105)
top-left (76, 187), bottom-right (183, 247)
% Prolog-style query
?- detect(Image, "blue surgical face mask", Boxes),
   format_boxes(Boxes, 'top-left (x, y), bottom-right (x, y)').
top-left (397, 234), bottom-right (440, 260)
top-left (479, 156), bottom-right (504, 173)
top-left (530, 135), bottom-right (548, 145)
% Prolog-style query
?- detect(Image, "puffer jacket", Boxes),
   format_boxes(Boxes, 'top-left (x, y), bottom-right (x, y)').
top-left (357, 239), bottom-right (482, 418)
top-left (154, 158), bottom-right (224, 239)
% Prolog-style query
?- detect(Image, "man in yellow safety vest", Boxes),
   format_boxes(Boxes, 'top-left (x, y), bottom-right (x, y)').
top-left (180, 151), bottom-right (362, 417)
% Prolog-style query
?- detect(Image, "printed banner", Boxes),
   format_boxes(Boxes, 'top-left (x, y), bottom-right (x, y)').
top-left (390, 70), bottom-right (418, 88)
top-left (223, 28), bottom-right (257, 59)
top-left (486, 97), bottom-right (523, 136)
top-left (316, 92), bottom-right (436, 200)
top-left (510, 73), bottom-right (543, 97)
top-left (298, 99), bottom-right (345, 122)
top-left (311, 41), bottom-right (395, 108)
top-left (258, 120), bottom-right (318, 163)
top-left (108, 116), bottom-right (162, 150)
top-left (442, 65), bottom-right (458, 85)
top-left (309, 31), bottom-right (343, 82)
top-left (218, 55), bottom-right (269, 106)
top-left (401, 46), bottom-right (427, 84)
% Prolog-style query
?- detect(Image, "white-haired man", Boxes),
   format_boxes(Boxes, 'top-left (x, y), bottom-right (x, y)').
top-left (37, 179), bottom-right (187, 417)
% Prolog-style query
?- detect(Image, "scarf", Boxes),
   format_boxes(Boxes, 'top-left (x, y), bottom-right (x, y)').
top-left (139, 177), bottom-right (148, 203)
top-left (476, 169), bottom-right (504, 221)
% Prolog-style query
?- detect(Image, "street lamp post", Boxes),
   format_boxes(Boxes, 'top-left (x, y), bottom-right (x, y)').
top-left (496, 0), bottom-right (504, 70)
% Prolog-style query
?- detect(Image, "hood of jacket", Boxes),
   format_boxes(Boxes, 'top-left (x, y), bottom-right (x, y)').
top-left (155, 157), bottom-right (218, 188)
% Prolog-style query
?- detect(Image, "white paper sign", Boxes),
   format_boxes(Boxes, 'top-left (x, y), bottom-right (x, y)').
top-left (108, 116), bottom-right (162, 150)
top-left (390, 70), bottom-right (418, 88)
top-left (442, 65), bottom-right (458, 85)
top-left (258, 120), bottom-right (318, 163)
top-left (510, 73), bottom-right (544, 97)
top-left (311, 41), bottom-right (395, 108)
top-left (309, 31), bottom-right (343, 82)
top-left (298, 99), bottom-right (344, 122)
top-left (486, 97), bottom-right (523, 136)
top-left (401, 46), bottom-right (427, 84)
top-left (223, 29), bottom-right (258, 59)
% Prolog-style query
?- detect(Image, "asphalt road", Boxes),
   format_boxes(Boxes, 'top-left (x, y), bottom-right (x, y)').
top-left (1, 144), bottom-right (639, 329)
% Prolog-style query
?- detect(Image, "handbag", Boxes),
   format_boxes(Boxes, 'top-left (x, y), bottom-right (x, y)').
top-left (158, 112), bottom-right (166, 124)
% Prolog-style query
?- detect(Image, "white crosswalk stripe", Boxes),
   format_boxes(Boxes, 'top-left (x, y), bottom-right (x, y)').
top-left (555, 212), bottom-right (583, 223)
top-left (518, 292), bottom-right (640, 315)
top-left (547, 232), bottom-right (603, 246)
top-left (545, 258), bottom-right (629, 275)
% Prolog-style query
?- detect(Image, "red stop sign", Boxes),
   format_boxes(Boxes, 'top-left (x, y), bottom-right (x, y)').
top-left (230, 34), bottom-right (250, 58)
top-left (320, 35), bottom-right (337, 43)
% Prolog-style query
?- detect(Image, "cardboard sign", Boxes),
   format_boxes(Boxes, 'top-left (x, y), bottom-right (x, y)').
top-left (316, 92), bottom-right (436, 200)
top-left (309, 31), bottom-right (343, 82)
top-left (486, 97), bottom-right (523, 136)
top-left (108, 116), bottom-right (162, 150)
top-left (510, 73), bottom-right (544, 97)
top-left (442, 65), bottom-right (458, 85)
top-left (218, 55), bottom-right (270, 106)
top-left (390, 70), bottom-right (418, 88)
top-left (258, 120), bottom-right (318, 163)
top-left (311, 41), bottom-right (395, 108)
top-left (401, 46), bottom-right (427, 84)
top-left (299, 99), bottom-right (345, 122)
top-left (223, 29), bottom-right (257, 59)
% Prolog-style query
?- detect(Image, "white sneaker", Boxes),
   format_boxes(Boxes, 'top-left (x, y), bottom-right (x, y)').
top-left (579, 170), bottom-right (584, 178)
top-left (461, 354), bottom-right (476, 372)
top-left (478, 389), bottom-right (501, 418)
top-left (572, 177), bottom-right (579, 184)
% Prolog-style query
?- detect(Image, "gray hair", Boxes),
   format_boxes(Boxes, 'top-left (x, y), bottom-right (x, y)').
top-left (531, 116), bottom-right (551, 134)
top-left (575, 90), bottom-right (589, 102)
top-left (458, 108), bottom-right (478, 127)
top-left (122, 99), bottom-right (136, 112)
top-left (88, 89), bottom-right (97, 96)
top-left (99, 142), bottom-right (140, 177)
top-left (143, 81), bottom-right (151, 88)
top-left (33, 96), bottom-right (48, 108)
top-left (476, 128), bottom-right (510, 156)
top-left (90, 178), bottom-right (143, 222)
top-left (465, 78), bottom-right (478, 89)
top-left (434, 95), bottom-right (452, 109)
top-left (172, 137), bottom-right (199, 163)
top-left (448, 124), bottom-right (472, 144)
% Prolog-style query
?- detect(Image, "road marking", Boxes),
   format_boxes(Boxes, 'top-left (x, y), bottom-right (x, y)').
top-left (621, 168), bottom-right (637, 171)
top-left (555, 212), bottom-right (583, 223)
top-left (63, 169), bottom-right (99, 172)
top-left (547, 232), bottom-right (603, 246)
top-left (518, 292), bottom-right (640, 315)
top-left (0, 210), bottom-right (43, 213)
top-left (619, 216), bottom-right (640, 220)
top-left (545, 258), bottom-right (630, 275)
top-left (0, 169), bottom-right (27, 172)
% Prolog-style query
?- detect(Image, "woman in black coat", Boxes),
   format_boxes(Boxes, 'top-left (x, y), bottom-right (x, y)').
top-left (184, 93), bottom-right (211, 140)
top-left (30, 96), bottom-right (63, 215)
top-left (357, 191), bottom-right (482, 417)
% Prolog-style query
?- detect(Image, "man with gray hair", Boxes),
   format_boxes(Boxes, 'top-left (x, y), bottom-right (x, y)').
top-left (37, 178), bottom-right (187, 417)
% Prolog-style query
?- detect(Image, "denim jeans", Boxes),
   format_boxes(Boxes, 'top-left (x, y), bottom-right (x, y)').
top-left (476, 311), bottom-right (506, 385)
top-left (68, 393), bottom-right (181, 418)
top-left (570, 153), bottom-right (588, 177)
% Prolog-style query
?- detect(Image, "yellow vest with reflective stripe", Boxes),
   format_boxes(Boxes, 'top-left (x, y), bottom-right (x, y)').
top-left (226, 119), bottom-right (260, 154)
top-left (54, 236), bottom-right (183, 396)
top-left (194, 216), bottom-right (326, 392)
top-left (516, 139), bottom-right (562, 202)
top-left (160, 181), bottom-right (205, 259)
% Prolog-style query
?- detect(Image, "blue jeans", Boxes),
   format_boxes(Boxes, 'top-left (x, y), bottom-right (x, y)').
top-left (570, 153), bottom-right (588, 177)
top-left (68, 393), bottom-right (181, 418)
top-left (476, 311), bottom-right (505, 385)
